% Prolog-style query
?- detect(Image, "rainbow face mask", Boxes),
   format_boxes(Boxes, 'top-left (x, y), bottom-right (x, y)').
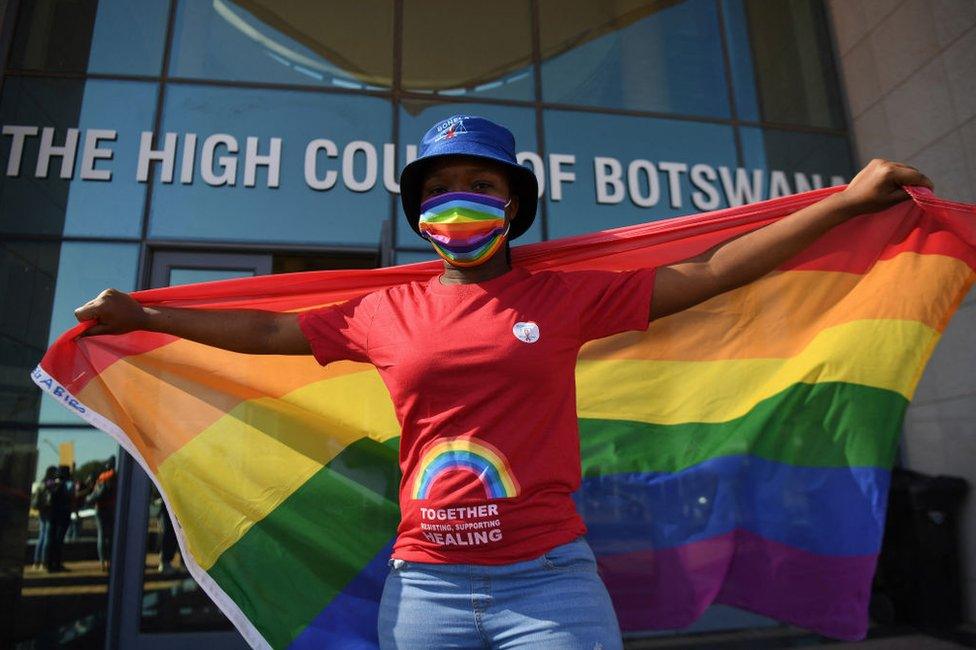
top-left (418, 192), bottom-right (510, 267)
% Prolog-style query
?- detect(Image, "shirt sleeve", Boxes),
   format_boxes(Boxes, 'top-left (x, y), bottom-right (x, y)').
top-left (297, 291), bottom-right (382, 365)
top-left (569, 267), bottom-right (657, 343)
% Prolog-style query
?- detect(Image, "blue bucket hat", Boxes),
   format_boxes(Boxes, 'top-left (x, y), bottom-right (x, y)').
top-left (399, 115), bottom-right (539, 241)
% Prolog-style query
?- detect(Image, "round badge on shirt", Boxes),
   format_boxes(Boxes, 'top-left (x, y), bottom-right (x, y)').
top-left (512, 321), bottom-right (540, 343)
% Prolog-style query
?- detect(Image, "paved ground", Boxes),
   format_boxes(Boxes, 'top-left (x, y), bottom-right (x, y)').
top-left (623, 623), bottom-right (976, 648)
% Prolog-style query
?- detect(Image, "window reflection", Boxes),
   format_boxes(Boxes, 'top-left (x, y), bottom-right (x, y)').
top-left (734, 0), bottom-right (844, 128)
top-left (87, 0), bottom-right (169, 75)
top-left (0, 241), bottom-right (58, 425)
top-left (0, 78), bottom-right (156, 238)
top-left (402, 0), bottom-right (534, 101)
top-left (170, 0), bottom-right (394, 89)
top-left (64, 80), bottom-right (158, 238)
top-left (138, 261), bottom-right (260, 633)
top-left (38, 242), bottom-right (140, 426)
top-left (395, 250), bottom-right (438, 266)
top-left (740, 127), bottom-right (852, 191)
top-left (149, 85), bottom-right (392, 246)
top-left (8, 0), bottom-right (167, 75)
top-left (540, 0), bottom-right (730, 117)
top-left (543, 109), bottom-right (739, 238)
top-left (720, 0), bottom-right (760, 122)
top-left (0, 78), bottom-right (84, 237)
top-left (8, 1), bottom-right (98, 72)
top-left (140, 484), bottom-right (233, 633)
top-left (6, 426), bottom-right (119, 647)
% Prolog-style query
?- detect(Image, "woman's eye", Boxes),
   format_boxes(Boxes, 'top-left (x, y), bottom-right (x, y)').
top-left (472, 181), bottom-right (493, 192)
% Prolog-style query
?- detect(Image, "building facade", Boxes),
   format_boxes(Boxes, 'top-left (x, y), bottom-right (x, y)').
top-left (827, 0), bottom-right (976, 628)
top-left (0, 0), bottom-right (971, 648)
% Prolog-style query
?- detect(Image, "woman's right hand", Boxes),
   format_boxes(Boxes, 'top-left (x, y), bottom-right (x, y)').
top-left (72, 290), bottom-right (311, 354)
top-left (74, 289), bottom-right (149, 336)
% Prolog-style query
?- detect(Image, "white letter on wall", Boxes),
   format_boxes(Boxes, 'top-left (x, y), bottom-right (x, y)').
top-left (626, 159), bottom-right (659, 208)
top-left (244, 136), bottom-right (281, 188)
top-left (180, 133), bottom-right (197, 184)
top-left (36, 127), bottom-right (79, 179)
top-left (657, 161), bottom-right (688, 209)
top-left (718, 167), bottom-right (763, 206)
top-left (548, 154), bottom-right (575, 201)
top-left (594, 157), bottom-right (624, 204)
top-left (342, 140), bottom-right (378, 192)
top-left (201, 134), bottom-right (239, 186)
top-left (689, 164), bottom-right (720, 211)
top-left (768, 170), bottom-right (792, 198)
top-left (137, 131), bottom-right (177, 183)
top-left (792, 172), bottom-right (823, 193)
top-left (79, 129), bottom-right (117, 181)
top-left (304, 139), bottom-right (338, 190)
top-left (3, 125), bottom-right (38, 176)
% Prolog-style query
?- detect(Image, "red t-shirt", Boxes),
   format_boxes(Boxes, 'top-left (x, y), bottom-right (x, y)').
top-left (298, 266), bottom-right (656, 564)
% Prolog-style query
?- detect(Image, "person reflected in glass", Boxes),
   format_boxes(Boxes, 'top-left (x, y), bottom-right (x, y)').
top-left (45, 465), bottom-right (74, 572)
top-left (86, 456), bottom-right (117, 572)
top-left (157, 502), bottom-right (179, 576)
top-left (31, 465), bottom-right (57, 570)
top-left (73, 116), bottom-right (933, 647)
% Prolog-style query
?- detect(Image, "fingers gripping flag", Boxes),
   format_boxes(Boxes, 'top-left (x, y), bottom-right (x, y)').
top-left (33, 187), bottom-right (976, 648)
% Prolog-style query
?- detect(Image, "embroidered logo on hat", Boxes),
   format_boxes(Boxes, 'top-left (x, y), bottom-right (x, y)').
top-left (433, 117), bottom-right (468, 143)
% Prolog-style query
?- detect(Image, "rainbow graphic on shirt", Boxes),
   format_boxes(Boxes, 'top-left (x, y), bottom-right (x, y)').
top-left (411, 437), bottom-right (520, 500)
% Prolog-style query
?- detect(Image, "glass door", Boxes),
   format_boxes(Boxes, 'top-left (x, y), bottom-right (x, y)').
top-left (109, 251), bottom-right (268, 649)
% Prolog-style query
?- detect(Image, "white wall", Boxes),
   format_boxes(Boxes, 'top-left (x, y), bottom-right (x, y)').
top-left (828, 0), bottom-right (976, 622)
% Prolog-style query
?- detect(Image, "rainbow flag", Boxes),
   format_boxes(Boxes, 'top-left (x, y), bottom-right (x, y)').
top-left (34, 186), bottom-right (976, 648)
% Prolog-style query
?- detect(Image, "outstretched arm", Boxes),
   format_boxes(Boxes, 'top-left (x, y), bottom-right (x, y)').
top-left (650, 159), bottom-right (934, 320)
top-left (74, 289), bottom-right (311, 355)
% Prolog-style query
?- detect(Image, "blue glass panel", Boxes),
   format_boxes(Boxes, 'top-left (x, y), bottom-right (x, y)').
top-left (740, 127), bottom-right (853, 194)
top-left (540, 0), bottom-right (729, 117)
top-left (149, 85), bottom-right (392, 246)
top-left (721, 0), bottom-right (760, 122)
top-left (87, 0), bottom-right (169, 75)
top-left (402, 0), bottom-right (534, 101)
top-left (168, 268), bottom-right (254, 286)
top-left (9, 0), bottom-right (167, 75)
top-left (735, 0), bottom-right (843, 128)
top-left (394, 250), bottom-right (438, 266)
top-left (8, 2), bottom-right (98, 72)
top-left (0, 241), bottom-right (57, 424)
top-left (170, 0), bottom-right (393, 89)
top-left (64, 80), bottom-right (159, 237)
top-left (0, 78), bottom-right (155, 237)
top-left (0, 77), bottom-right (82, 236)
top-left (39, 242), bottom-right (139, 425)
top-left (397, 102), bottom-right (542, 247)
top-left (543, 109), bottom-right (739, 239)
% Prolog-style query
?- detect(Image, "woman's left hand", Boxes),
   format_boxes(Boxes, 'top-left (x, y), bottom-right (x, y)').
top-left (835, 158), bottom-right (934, 217)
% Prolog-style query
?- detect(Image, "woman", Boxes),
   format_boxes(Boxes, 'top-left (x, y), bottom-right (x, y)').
top-left (32, 465), bottom-right (58, 570)
top-left (75, 116), bottom-right (932, 648)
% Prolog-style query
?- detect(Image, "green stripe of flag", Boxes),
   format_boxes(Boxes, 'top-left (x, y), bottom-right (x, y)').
top-left (580, 381), bottom-right (906, 477)
top-left (208, 437), bottom-right (401, 649)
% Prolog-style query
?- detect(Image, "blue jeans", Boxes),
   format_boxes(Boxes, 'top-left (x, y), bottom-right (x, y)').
top-left (34, 518), bottom-right (50, 565)
top-left (95, 508), bottom-right (114, 563)
top-left (378, 537), bottom-right (623, 649)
